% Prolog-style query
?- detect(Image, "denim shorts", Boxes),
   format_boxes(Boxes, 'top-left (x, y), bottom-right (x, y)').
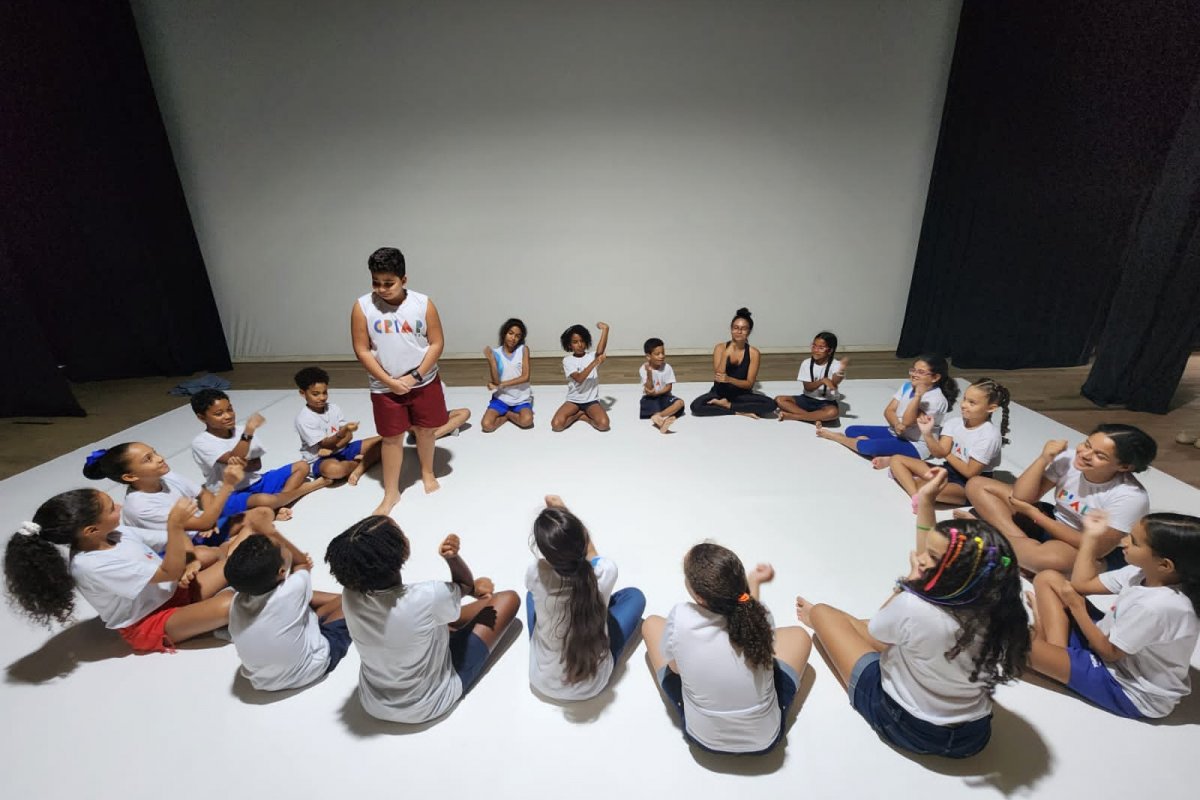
top-left (848, 652), bottom-right (992, 758)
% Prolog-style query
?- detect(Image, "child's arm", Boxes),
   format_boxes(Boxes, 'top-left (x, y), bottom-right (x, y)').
top-left (917, 415), bottom-right (952, 459)
top-left (149, 498), bottom-right (198, 583)
top-left (269, 529), bottom-right (314, 572)
top-left (747, 563), bottom-right (773, 600)
top-left (350, 301), bottom-right (408, 394)
top-left (191, 460), bottom-right (245, 530)
top-left (882, 397), bottom-right (901, 432)
top-left (1069, 511), bottom-right (1120, 595)
top-left (484, 347), bottom-right (500, 390)
top-left (595, 322), bottom-right (609, 357)
top-left (439, 534), bottom-right (475, 597)
top-left (897, 390), bottom-right (927, 431)
top-left (1012, 439), bottom-right (1065, 502)
top-left (569, 354), bottom-right (607, 384)
top-left (492, 346), bottom-right (532, 390)
top-left (642, 362), bottom-right (656, 395)
top-left (214, 413), bottom-right (265, 464)
top-left (827, 356), bottom-right (848, 390)
top-left (316, 422), bottom-right (357, 453)
top-left (913, 467), bottom-right (947, 550)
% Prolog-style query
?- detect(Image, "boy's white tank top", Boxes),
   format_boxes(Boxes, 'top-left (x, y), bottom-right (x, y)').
top-left (358, 290), bottom-right (438, 393)
top-left (492, 344), bottom-right (532, 404)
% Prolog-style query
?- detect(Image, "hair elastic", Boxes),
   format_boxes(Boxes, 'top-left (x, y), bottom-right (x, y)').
top-left (923, 529), bottom-right (964, 592)
top-left (915, 524), bottom-right (932, 532)
top-left (85, 449), bottom-right (108, 468)
top-left (17, 521), bottom-right (41, 537)
top-left (737, 593), bottom-right (751, 603)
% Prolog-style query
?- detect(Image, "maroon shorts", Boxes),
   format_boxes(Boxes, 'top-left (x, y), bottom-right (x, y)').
top-left (119, 585), bottom-right (194, 654)
top-left (371, 377), bottom-right (450, 437)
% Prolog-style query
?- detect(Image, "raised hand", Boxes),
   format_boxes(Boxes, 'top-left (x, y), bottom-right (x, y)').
top-left (1041, 439), bottom-right (1069, 460)
top-left (439, 534), bottom-right (461, 560)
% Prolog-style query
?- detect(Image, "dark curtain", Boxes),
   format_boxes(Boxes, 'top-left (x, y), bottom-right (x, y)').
top-left (898, 0), bottom-right (1200, 371)
top-left (1081, 73), bottom-right (1200, 413)
top-left (0, 0), bottom-right (231, 416)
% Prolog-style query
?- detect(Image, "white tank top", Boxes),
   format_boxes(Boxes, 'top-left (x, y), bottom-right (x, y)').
top-left (491, 344), bottom-right (531, 404)
top-left (358, 290), bottom-right (438, 393)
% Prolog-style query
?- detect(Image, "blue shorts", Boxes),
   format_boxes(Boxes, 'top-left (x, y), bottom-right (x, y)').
top-left (1064, 628), bottom-right (1143, 718)
top-left (448, 626), bottom-right (490, 694)
top-left (487, 398), bottom-right (533, 415)
top-left (310, 439), bottom-right (364, 478)
top-left (790, 395), bottom-right (839, 412)
top-left (655, 660), bottom-right (799, 755)
top-left (216, 464), bottom-right (297, 533)
top-left (320, 619), bottom-right (353, 674)
top-left (848, 652), bottom-right (992, 758)
top-left (639, 394), bottom-right (684, 419)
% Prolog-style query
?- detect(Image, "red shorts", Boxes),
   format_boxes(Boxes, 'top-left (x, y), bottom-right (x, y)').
top-left (119, 585), bottom-right (194, 654)
top-left (371, 377), bottom-right (450, 437)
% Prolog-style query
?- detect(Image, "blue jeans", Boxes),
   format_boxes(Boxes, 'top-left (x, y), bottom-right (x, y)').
top-left (844, 425), bottom-right (920, 458)
top-left (526, 586), bottom-right (647, 661)
top-left (849, 653), bottom-right (992, 758)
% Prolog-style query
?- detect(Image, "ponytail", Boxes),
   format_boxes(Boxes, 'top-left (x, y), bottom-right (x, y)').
top-left (81, 444), bottom-right (136, 484)
top-left (971, 378), bottom-right (1012, 445)
top-left (684, 543), bottom-right (774, 670)
top-left (4, 489), bottom-right (103, 627)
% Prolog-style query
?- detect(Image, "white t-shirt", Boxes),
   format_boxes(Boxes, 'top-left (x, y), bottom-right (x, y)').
top-left (940, 418), bottom-right (1002, 472)
top-left (638, 363), bottom-right (677, 396)
top-left (662, 602), bottom-right (780, 753)
top-left (122, 471), bottom-right (202, 530)
top-left (526, 557), bottom-right (617, 701)
top-left (1044, 451), bottom-right (1149, 533)
top-left (797, 357), bottom-right (843, 400)
top-left (491, 344), bottom-right (532, 405)
top-left (229, 570), bottom-right (331, 691)
top-left (869, 590), bottom-right (992, 725)
top-left (295, 402), bottom-right (347, 463)
top-left (563, 353), bottom-right (600, 403)
top-left (70, 527), bottom-right (176, 629)
top-left (892, 383), bottom-right (949, 459)
top-left (1097, 566), bottom-right (1200, 718)
top-left (358, 290), bottom-right (438, 393)
top-left (191, 425), bottom-right (265, 493)
top-left (343, 580), bottom-right (463, 723)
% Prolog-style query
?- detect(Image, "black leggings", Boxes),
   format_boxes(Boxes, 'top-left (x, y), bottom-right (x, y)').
top-left (690, 390), bottom-right (777, 417)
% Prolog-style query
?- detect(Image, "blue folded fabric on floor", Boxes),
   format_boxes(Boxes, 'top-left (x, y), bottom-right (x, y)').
top-left (167, 374), bottom-right (232, 396)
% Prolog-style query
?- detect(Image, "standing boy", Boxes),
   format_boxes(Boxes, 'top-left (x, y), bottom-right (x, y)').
top-left (350, 247), bottom-right (449, 515)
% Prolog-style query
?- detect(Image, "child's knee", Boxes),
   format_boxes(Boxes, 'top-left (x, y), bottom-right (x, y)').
top-left (290, 461), bottom-right (308, 476)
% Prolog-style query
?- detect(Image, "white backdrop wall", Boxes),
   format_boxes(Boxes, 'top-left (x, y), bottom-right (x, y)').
top-left (130, 0), bottom-right (959, 360)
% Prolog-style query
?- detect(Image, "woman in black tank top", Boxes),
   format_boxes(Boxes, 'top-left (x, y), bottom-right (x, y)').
top-left (690, 308), bottom-right (778, 418)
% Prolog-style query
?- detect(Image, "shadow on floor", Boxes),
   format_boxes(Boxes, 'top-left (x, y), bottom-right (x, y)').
top-left (5, 616), bottom-right (131, 683)
top-left (911, 703), bottom-right (1051, 796)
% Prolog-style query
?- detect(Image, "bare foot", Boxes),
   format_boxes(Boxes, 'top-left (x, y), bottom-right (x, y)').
top-left (372, 494), bottom-right (400, 517)
top-left (275, 508), bottom-right (293, 522)
top-left (735, 411), bottom-right (760, 419)
top-left (347, 464), bottom-right (366, 486)
top-left (422, 474), bottom-right (441, 494)
top-left (815, 421), bottom-right (832, 439)
top-left (795, 595), bottom-right (816, 626)
top-left (707, 398), bottom-right (731, 409)
top-left (659, 415), bottom-right (676, 434)
top-left (650, 414), bottom-right (664, 428)
top-left (871, 456), bottom-right (892, 470)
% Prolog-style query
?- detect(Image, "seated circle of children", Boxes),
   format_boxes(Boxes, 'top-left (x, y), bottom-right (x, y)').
top-left (1028, 510), bottom-right (1200, 719)
top-left (225, 532), bottom-right (352, 692)
top-left (795, 470), bottom-right (1030, 758)
top-left (84, 442), bottom-right (276, 554)
top-left (4, 491), bottom-right (235, 652)
top-left (642, 543), bottom-right (812, 754)
top-left (775, 331), bottom-right (846, 424)
top-left (817, 354), bottom-right (957, 458)
top-left (882, 378), bottom-right (1012, 507)
top-left (552, 321), bottom-right (611, 432)
top-left (482, 317), bottom-right (534, 432)
top-left (526, 495), bottom-right (646, 701)
top-left (325, 516), bottom-right (520, 723)
top-left (350, 246), bottom-right (451, 515)
top-left (293, 366), bottom-right (382, 483)
top-left (639, 337), bottom-right (685, 434)
top-left (690, 308), bottom-right (778, 418)
top-left (964, 424), bottom-right (1156, 574)
top-left (190, 389), bottom-right (327, 524)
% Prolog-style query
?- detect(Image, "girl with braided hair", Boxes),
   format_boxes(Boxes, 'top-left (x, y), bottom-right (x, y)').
top-left (525, 495), bottom-right (645, 701)
top-left (796, 469), bottom-right (1030, 757)
top-left (642, 543), bottom-right (812, 754)
top-left (881, 377), bottom-right (1012, 507)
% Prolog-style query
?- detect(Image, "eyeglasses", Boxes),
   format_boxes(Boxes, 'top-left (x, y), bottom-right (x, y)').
top-left (909, 368), bottom-right (932, 377)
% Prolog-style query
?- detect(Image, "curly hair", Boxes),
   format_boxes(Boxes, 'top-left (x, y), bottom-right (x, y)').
top-left (325, 516), bottom-right (410, 592)
top-left (560, 324), bottom-right (591, 352)
top-left (532, 506), bottom-right (608, 684)
top-left (294, 366), bottom-right (330, 390)
top-left (684, 543), bottom-right (774, 670)
top-left (5, 489), bottom-right (104, 627)
top-left (901, 519), bottom-right (1030, 692)
top-left (224, 534), bottom-right (285, 596)
top-left (499, 318), bottom-right (527, 347)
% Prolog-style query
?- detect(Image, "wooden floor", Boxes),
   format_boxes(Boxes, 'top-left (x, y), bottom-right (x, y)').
top-left (5, 352), bottom-right (1199, 487)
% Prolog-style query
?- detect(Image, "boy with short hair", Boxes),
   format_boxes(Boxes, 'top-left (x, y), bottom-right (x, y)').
top-left (350, 246), bottom-right (449, 515)
top-left (640, 337), bottom-right (686, 434)
top-left (293, 365), bottom-right (382, 483)
top-left (225, 533), bottom-right (351, 691)
top-left (189, 389), bottom-right (326, 525)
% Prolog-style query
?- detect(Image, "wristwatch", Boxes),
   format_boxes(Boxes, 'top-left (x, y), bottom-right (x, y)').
top-left (407, 368), bottom-right (422, 382)
top-left (240, 432), bottom-right (254, 442)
